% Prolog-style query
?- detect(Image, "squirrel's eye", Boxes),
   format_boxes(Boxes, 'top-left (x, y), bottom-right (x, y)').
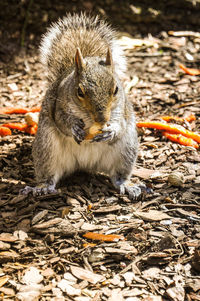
top-left (113, 86), bottom-right (118, 96)
top-left (77, 87), bottom-right (84, 98)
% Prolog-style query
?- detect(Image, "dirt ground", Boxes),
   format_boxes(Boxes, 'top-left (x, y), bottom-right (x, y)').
top-left (0, 1), bottom-right (200, 300)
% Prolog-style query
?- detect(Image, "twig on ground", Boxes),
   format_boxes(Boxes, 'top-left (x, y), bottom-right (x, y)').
top-left (168, 30), bottom-right (200, 38)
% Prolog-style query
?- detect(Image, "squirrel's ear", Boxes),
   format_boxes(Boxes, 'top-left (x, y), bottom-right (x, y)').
top-left (105, 48), bottom-right (113, 67)
top-left (75, 48), bottom-right (86, 73)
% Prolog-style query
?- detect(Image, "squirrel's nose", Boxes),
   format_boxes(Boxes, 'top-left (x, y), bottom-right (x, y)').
top-left (95, 114), bottom-right (107, 125)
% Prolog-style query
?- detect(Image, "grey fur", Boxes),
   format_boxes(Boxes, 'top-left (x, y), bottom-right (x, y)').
top-left (29, 13), bottom-right (141, 199)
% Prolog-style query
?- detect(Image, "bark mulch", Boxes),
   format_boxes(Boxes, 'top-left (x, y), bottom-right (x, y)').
top-left (0, 1), bottom-right (200, 300)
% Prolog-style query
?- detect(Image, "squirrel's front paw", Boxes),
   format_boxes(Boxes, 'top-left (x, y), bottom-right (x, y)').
top-left (92, 127), bottom-right (116, 142)
top-left (92, 130), bottom-right (115, 143)
top-left (71, 119), bottom-right (86, 144)
top-left (92, 123), bottom-right (119, 143)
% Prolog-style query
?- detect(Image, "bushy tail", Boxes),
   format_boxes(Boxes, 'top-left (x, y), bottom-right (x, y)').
top-left (40, 13), bottom-right (126, 82)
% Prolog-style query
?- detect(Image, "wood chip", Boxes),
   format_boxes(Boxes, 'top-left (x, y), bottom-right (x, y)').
top-left (0, 276), bottom-right (9, 288)
top-left (70, 266), bottom-right (105, 284)
top-left (133, 210), bottom-right (171, 221)
top-left (0, 233), bottom-right (18, 242)
top-left (58, 279), bottom-right (81, 296)
top-left (108, 288), bottom-right (124, 301)
top-left (22, 267), bottom-right (43, 285)
top-left (166, 286), bottom-right (185, 301)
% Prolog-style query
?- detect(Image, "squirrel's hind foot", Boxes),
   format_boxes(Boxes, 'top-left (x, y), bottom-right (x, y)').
top-left (19, 183), bottom-right (57, 196)
top-left (112, 177), bottom-right (151, 201)
top-left (122, 183), bottom-right (149, 201)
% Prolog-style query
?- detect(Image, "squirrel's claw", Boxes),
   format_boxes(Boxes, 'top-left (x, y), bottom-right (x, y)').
top-left (71, 119), bottom-right (85, 144)
top-left (92, 130), bottom-right (114, 143)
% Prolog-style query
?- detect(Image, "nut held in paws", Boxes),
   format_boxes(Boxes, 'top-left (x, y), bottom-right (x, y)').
top-left (85, 122), bottom-right (102, 140)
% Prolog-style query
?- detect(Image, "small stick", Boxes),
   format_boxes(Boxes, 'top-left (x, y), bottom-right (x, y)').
top-left (128, 52), bottom-right (169, 57)
top-left (168, 30), bottom-right (200, 38)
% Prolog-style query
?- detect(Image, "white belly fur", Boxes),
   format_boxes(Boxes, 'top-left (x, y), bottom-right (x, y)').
top-left (51, 131), bottom-right (119, 182)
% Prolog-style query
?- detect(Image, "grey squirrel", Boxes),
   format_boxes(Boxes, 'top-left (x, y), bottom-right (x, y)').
top-left (22, 13), bottom-right (146, 199)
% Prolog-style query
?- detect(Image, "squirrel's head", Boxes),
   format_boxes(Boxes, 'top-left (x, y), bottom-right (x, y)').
top-left (73, 47), bottom-right (121, 125)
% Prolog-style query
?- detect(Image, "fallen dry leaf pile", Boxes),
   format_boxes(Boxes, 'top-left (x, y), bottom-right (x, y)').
top-left (1, 3), bottom-right (200, 301)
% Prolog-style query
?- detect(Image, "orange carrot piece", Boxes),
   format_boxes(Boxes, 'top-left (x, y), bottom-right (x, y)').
top-left (161, 116), bottom-right (184, 123)
top-left (136, 121), bottom-right (200, 143)
top-left (161, 114), bottom-right (196, 123)
top-left (29, 106), bottom-right (41, 113)
top-left (87, 204), bottom-right (93, 211)
top-left (83, 232), bottom-right (125, 242)
top-left (25, 124), bottom-right (38, 135)
top-left (179, 64), bottom-right (200, 76)
top-left (1, 123), bottom-right (37, 135)
top-left (2, 123), bottom-right (28, 131)
top-left (0, 106), bottom-right (41, 115)
top-left (83, 243), bottom-right (97, 248)
top-left (0, 108), bottom-right (29, 114)
top-left (0, 126), bottom-right (12, 136)
top-left (163, 132), bottom-right (199, 149)
top-left (185, 114), bottom-right (196, 122)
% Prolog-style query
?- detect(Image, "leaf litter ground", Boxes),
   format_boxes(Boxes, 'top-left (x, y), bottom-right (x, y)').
top-left (0, 3), bottom-right (200, 301)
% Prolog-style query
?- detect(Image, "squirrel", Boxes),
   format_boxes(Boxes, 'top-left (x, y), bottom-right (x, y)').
top-left (22, 13), bottom-right (146, 199)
